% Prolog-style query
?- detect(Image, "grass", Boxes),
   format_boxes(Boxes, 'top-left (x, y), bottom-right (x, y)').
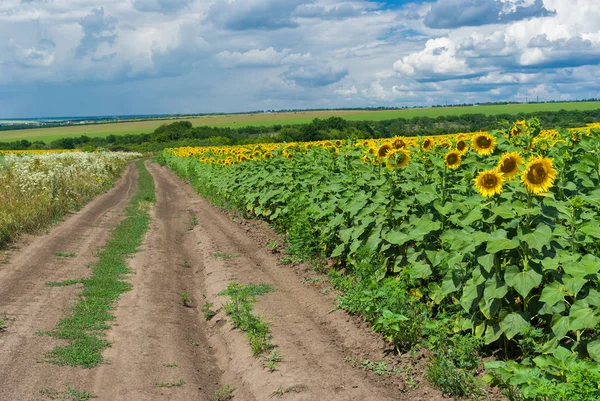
top-left (42, 159), bottom-right (155, 367)
top-left (54, 252), bottom-right (77, 258)
top-left (220, 282), bottom-right (277, 356)
top-left (179, 291), bottom-right (192, 307)
top-left (202, 302), bottom-right (217, 321)
top-left (0, 314), bottom-right (7, 332)
top-left (212, 384), bottom-right (234, 401)
top-left (46, 279), bottom-right (82, 287)
top-left (3, 102), bottom-right (600, 142)
top-left (156, 379), bottom-right (185, 388)
top-left (38, 385), bottom-right (97, 401)
top-left (212, 252), bottom-right (239, 259)
top-left (163, 363), bottom-right (179, 367)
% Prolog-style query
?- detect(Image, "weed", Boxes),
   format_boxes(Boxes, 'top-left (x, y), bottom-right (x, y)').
top-left (212, 252), bottom-right (239, 260)
top-left (300, 276), bottom-right (322, 285)
top-left (189, 340), bottom-right (200, 346)
top-left (188, 213), bottom-right (198, 230)
top-left (182, 258), bottom-right (191, 268)
top-left (163, 363), bottom-right (179, 368)
top-left (38, 385), bottom-right (97, 400)
top-left (0, 314), bottom-right (7, 332)
top-left (54, 252), bottom-right (77, 258)
top-left (220, 282), bottom-right (275, 357)
top-left (321, 287), bottom-right (331, 295)
top-left (202, 302), bottom-right (217, 321)
top-left (270, 387), bottom-right (291, 398)
top-left (278, 255), bottom-right (301, 265)
top-left (179, 292), bottom-right (192, 307)
top-left (46, 279), bottom-right (82, 287)
top-left (427, 354), bottom-right (482, 397)
top-left (267, 240), bottom-right (278, 253)
top-left (43, 160), bottom-right (155, 368)
top-left (156, 379), bottom-right (185, 388)
top-left (212, 384), bottom-right (234, 401)
top-left (345, 356), bottom-right (399, 376)
top-left (263, 349), bottom-right (283, 371)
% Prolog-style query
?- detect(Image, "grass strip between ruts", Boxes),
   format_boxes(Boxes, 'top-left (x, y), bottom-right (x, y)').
top-left (43, 159), bottom-right (155, 368)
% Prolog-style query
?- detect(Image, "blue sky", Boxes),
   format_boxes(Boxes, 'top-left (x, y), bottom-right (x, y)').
top-left (0, 0), bottom-right (599, 118)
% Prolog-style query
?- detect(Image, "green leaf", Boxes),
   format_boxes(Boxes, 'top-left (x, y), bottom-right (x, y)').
top-left (499, 310), bottom-right (530, 340)
top-left (483, 275), bottom-right (508, 301)
top-left (551, 314), bottom-right (570, 339)
top-left (539, 281), bottom-right (568, 307)
top-left (569, 304), bottom-right (599, 331)
top-left (486, 229), bottom-right (519, 253)
top-left (580, 222), bottom-right (600, 239)
top-left (408, 262), bottom-right (432, 280)
top-left (504, 265), bottom-right (543, 298)
top-left (480, 297), bottom-right (501, 320)
top-left (384, 230), bottom-right (410, 246)
top-left (330, 243), bottom-right (346, 258)
top-left (461, 279), bottom-right (482, 312)
top-left (441, 272), bottom-right (459, 296)
top-left (483, 323), bottom-right (503, 344)
top-left (491, 204), bottom-right (515, 219)
top-left (563, 254), bottom-right (600, 277)
top-left (477, 253), bottom-right (496, 273)
top-left (587, 340), bottom-right (600, 363)
top-left (521, 224), bottom-right (553, 253)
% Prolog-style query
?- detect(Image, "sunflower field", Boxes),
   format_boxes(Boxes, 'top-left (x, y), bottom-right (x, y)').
top-left (160, 119), bottom-right (600, 400)
top-left (0, 151), bottom-right (139, 247)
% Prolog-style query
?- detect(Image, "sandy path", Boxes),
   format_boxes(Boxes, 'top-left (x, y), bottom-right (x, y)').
top-left (0, 164), bottom-right (138, 400)
top-left (127, 163), bottom-right (441, 401)
top-left (0, 160), bottom-right (446, 401)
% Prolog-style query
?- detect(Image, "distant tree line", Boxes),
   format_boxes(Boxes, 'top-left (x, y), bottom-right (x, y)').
top-left (1, 108), bottom-right (599, 152)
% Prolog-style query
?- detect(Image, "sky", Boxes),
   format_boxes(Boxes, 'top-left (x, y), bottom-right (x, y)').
top-left (0, 0), bottom-right (599, 118)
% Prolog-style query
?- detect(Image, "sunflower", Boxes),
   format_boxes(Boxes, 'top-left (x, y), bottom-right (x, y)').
top-left (444, 151), bottom-right (462, 169)
top-left (474, 170), bottom-right (504, 197)
top-left (392, 138), bottom-right (406, 149)
top-left (286, 153), bottom-right (294, 160)
top-left (521, 157), bottom-right (557, 195)
top-left (386, 149), bottom-right (411, 169)
top-left (510, 120), bottom-right (527, 137)
top-left (422, 137), bottom-right (434, 151)
top-left (378, 143), bottom-right (393, 158)
top-left (456, 140), bottom-right (469, 154)
top-left (472, 133), bottom-right (496, 156)
top-left (334, 139), bottom-right (343, 147)
top-left (497, 152), bottom-right (523, 180)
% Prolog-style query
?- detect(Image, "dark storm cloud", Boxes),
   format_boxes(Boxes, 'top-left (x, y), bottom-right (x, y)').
top-left (424, 0), bottom-right (554, 29)
top-left (74, 8), bottom-right (117, 58)
top-left (207, 0), bottom-right (312, 31)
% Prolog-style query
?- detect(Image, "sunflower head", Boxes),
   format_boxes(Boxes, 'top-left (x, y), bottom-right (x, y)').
top-left (456, 140), bottom-right (469, 154)
top-left (392, 138), bottom-right (407, 149)
top-left (521, 156), bottom-right (557, 195)
top-left (444, 151), bottom-right (462, 169)
top-left (472, 133), bottom-right (497, 156)
top-left (422, 137), bottom-right (434, 151)
top-left (497, 152), bottom-right (523, 180)
top-left (474, 170), bottom-right (505, 197)
top-left (386, 149), bottom-right (411, 169)
top-left (378, 143), bottom-right (393, 158)
top-left (334, 139), bottom-right (343, 147)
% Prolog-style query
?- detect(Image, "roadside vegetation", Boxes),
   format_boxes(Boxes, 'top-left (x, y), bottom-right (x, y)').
top-left (41, 160), bottom-right (155, 367)
top-left (0, 152), bottom-right (139, 248)
top-left (161, 119), bottom-right (600, 400)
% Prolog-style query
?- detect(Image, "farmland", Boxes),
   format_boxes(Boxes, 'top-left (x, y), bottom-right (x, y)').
top-left (2, 101), bottom-right (600, 143)
top-left (160, 119), bottom-right (600, 399)
top-left (1, 119), bottom-right (599, 401)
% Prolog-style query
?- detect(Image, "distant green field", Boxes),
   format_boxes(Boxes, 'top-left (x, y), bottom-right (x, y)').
top-left (2, 102), bottom-right (599, 143)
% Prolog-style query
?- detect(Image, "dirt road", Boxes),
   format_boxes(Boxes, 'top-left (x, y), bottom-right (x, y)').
top-left (0, 161), bottom-right (444, 401)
